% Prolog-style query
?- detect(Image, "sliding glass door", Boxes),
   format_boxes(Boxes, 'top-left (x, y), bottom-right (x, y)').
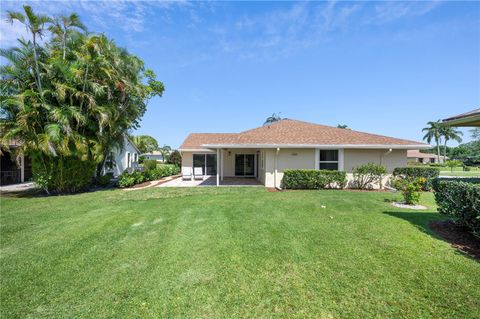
top-left (235, 154), bottom-right (255, 177)
top-left (193, 154), bottom-right (217, 175)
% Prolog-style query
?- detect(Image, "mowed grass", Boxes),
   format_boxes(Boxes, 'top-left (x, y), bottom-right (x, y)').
top-left (1, 188), bottom-right (479, 318)
top-left (439, 166), bottom-right (480, 177)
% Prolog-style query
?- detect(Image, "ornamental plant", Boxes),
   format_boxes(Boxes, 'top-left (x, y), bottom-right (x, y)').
top-left (352, 163), bottom-right (387, 190)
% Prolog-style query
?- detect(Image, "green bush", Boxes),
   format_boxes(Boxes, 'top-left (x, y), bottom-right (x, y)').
top-left (352, 163), bottom-right (387, 190)
top-left (282, 169), bottom-right (347, 189)
top-left (32, 156), bottom-right (95, 193)
top-left (432, 178), bottom-right (480, 238)
top-left (142, 159), bottom-right (158, 171)
top-left (118, 164), bottom-right (180, 188)
top-left (392, 177), bottom-right (426, 205)
top-left (96, 173), bottom-right (114, 187)
top-left (393, 167), bottom-right (440, 191)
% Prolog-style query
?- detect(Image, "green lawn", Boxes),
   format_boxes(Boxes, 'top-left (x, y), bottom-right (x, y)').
top-left (439, 166), bottom-right (480, 177)
top-left (1, 188), bottom-right (479, 318)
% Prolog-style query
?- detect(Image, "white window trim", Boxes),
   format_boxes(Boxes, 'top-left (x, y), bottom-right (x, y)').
top-left (193, 153), bottom-right (217, 176)
top-left (315, 149), bottom-right (344, 171)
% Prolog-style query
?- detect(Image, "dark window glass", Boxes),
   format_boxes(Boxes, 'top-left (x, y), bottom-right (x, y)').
top-left (320, 162), bottom-right (338, 170)
top-left (320, 150), bottom-right (338, 162)
top-left (206, 154), bottom-right (217, 175)
top-left (193, 154), bottom-right (205, 169)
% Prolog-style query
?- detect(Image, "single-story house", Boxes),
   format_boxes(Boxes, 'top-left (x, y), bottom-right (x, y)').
top-left (102, 136), bottom-right (140, 176)
top-left (141, 150), bottom-right (166, 162)
top-left (407, 150), bottom-right (447, 164)
top-left (178, 119), bottom-right (430, 188)
top-left (0, 140), bottom-right (32, 185)
top-left (442, 108), bottom-right (480, 127)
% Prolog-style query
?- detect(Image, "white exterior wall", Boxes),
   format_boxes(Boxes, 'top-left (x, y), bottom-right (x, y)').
top-left (104, 137), bottom-right (139, 177)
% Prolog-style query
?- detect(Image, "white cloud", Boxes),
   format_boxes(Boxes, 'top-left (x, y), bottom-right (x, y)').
top-left (374, 1), bottom-right (441, 24)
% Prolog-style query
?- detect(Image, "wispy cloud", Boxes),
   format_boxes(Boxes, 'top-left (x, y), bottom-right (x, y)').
top-left (373, 1), bottom-right (441, 24)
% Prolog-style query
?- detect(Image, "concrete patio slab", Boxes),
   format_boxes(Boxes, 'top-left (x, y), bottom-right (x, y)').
top-left (157, 177), bottom-right (263, 187)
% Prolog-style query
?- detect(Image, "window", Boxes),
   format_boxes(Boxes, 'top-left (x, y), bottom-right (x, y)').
top-left (319, 150), bottom-right (338, 170)
top-left (193, 154), bottom-right (217, 175)
top-left (127, 152), bottom-right (131, 168)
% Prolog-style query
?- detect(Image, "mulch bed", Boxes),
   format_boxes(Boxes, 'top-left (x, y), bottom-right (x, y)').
top-left (429, 220), bottom-right (480, 259)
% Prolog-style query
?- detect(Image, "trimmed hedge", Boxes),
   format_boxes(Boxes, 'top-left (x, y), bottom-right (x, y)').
top-left (282, 169), bottom-right (347, 189)
top-left (393, 167), bottom-right (440, 191)
top-left (119, 164), bottom-right (180, 188)
top-left (432, 178), bottom-right (480, 238)
top-left (32, 156), bottom-right (96, 193)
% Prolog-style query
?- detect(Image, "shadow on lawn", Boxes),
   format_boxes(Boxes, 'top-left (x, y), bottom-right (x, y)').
top-left (384, 211), bottom-right (479, 261)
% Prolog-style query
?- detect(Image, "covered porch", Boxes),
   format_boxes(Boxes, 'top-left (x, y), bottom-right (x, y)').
top-left (158, 176), bottom-right (263, 187)
top-left (179, 148), bottom-right (267, 187)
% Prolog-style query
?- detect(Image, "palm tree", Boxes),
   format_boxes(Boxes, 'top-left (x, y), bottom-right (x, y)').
top-left (159, 145), bottom-right (172, 162)
top-left (422, 121), bottom-right (443, 163)
top-left (7, 5), bottom-right (52, 93)
top-left (264, 112), bottom-right (282, 125)
top-left (49, 13), bottom-right (87, 60)
top-left (440, 124), bottom-right (463, 162)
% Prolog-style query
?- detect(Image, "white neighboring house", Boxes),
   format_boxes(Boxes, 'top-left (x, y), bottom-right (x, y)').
top-left (102, 136), bottom-right (140, 176)
top-left (141, 150), bottom-right (167, 162)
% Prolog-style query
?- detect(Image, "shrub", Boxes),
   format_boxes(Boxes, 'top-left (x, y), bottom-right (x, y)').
top-left (96, 173), bottom-right (114, 187)
top-left (32, 156), bottom-right (95, 193)
top-left (393, 167), bottom-right (440, 191)
top-left (445, 160), bottom-right (462, 172)
top-left (166, 150), bottom-right (182, 167)
top-left (463, 164), bottom-right (471, 172)
top-left (142, 159), bottom-right (158, 171)
top-left (282, 169), bottom-right (347, 189)
top-left (118, 164), bottom-right (180, 188)
top-left (352, 163), bottom-right (387, 190)
top-left (432, 179), bottom-right (480, 238)
top-left (392, 177), bottom-right (426, 205)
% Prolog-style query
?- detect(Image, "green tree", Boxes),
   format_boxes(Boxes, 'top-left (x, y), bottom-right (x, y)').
top-left (337, 124), bottom-right (350, 129)
top-left (1, 10), bottom-right (164, 192)
top-left (48, 13), bottom-right (86, 60)
top-left (166, 150), bottom-right (181, 167)
top-left (131, 135), bottom-right (159, 154)
top-left (422, 121), bottom-right (443, 163)
top-left (439, 124), bottom-right (462, 162)
top-left (264, 112), bottom-right (282, 125)
top-left (446, 160), bottom-right (462, 172)
top-left (7, 5), bottom-right (52, 93)
top-left (159, 145), bottom-right (172, 162)
top-left (471, 128), bottom-right (480, 141)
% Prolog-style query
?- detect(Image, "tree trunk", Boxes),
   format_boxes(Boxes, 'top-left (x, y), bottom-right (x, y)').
top-left (443, 139), bottom-right (448, 164)
top-left (32, 33), bottom-right (42, 93)
top-left (436, 139), bottom-right (440, 164)
top-left (62, 29), bottom-right (66, 60)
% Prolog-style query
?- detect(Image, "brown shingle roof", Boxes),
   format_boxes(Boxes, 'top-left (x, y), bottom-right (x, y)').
top-left (179, 119), bottom-right (428, 150)
top-left (407, 150), bottom-right (446, 159)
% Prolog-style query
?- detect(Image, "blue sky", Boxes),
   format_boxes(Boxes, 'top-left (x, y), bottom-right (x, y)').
top-left (1, 1), bottom-right (479, 148)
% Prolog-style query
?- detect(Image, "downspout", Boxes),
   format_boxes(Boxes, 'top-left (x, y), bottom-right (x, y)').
top-left (274, 148), bottom-right (281, 190)
top-left (379, 148), bottom-right (393, 189)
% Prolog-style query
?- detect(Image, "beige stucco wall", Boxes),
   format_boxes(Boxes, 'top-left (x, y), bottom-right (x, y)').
top-left (181, 148), bottom-right (407, 189)
top-left (343, 149), bottom-right (407, 173)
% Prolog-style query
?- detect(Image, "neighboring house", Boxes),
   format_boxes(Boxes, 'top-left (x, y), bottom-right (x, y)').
top-left (0, 140), bottom-right (32, 186)
top-left (407, 150), bottom-right (447, 164)
top-left (178, 119), bottom-right (429, 188)
top-left (103, 136), bottom-right (140, 176)
top-left (442, 108), bottom-right (480, 127)
top-left (141, 150), bottom-right (167, 162)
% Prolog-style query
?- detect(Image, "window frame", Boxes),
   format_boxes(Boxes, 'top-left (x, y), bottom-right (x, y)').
top-left (315, 149), bottom-right (344, 171)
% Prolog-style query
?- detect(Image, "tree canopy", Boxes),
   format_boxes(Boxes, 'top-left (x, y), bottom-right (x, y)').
top-left (0, 5), bottom-right (164, 191)
top-left (131, 135), bottom-right (159, 154)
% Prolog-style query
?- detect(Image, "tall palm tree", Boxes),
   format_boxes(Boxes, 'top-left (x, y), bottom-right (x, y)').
top-left (422, 121), bottom-right (443, 163)
top-left (49, 13), bottom-right (87, 60)
top-left (159, 145), bottom-right (172, 162)
top-left (264, 112), bottom-right (282, 125)
top-left (7, 5), bottom-right (52, 93)
top-left (440, 124), bottom-right (463, 162)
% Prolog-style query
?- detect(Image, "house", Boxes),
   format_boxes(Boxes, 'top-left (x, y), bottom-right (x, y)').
top-left (141, 150), bottom-right (167, 162)
top-left (102, 136), bottom-right (140, 176)
top-left (178, 119), bottom-right (429, 188)
top-left (0, 140), bottom-right (32, 186)
top-left (407, 150), bottom-right (447, 164)
top-left (442, 108), bottom-right (480, 127)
